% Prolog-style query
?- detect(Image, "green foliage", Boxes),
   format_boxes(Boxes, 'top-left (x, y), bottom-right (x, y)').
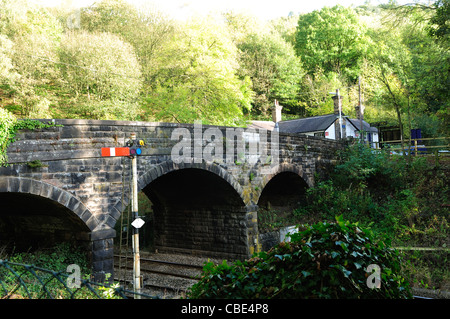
top-left (1, 0), bottom-right (63, 118)
top-left (0, 108), bottom-right (16, 166)
top-left (0, 0), bottom-right (447, 127)
top-left (0, 242), bottom-right (92, 299)
top-left (298, 70), bottom-right (349, 117)
top-left (238, 31), bottom-right (303, 117)
top-left (0, 109), bottom-right (61, 166)
top-left (0, 34), bottom-right (19, 85)
top-left (0, 242), bottom-right (147, 299)
top-left (188, 216), bottom-right (412, 299)
top-left (333, 143), bottom-right (402, 191)
top-left (258, 209), bottom-right (294, 233)
top-left (141, 16), bottom-right (252, 126)
top-left (401, 249), bottom-right (449, 290)
top-left (6, 242), bottom-right (89, 273)
top-left (295, 143), bottom-right (449, 249)
top-left (57, 30), bottom-right (143, 120)
top-left (295, 5), bottom-right (371, 80)
top-left (428, 0), bottom-right (450, 43)
top-left (59, 30), bottom-right (142, 101)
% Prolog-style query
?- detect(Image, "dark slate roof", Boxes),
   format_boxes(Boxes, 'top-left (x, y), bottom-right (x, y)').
top-left (348, 119), bottom-right (378, 133)
top-left (277, 114), bottom-right (339, 134)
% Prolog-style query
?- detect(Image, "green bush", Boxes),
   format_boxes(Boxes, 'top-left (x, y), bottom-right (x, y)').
top-left (333, 143), bottom-right (405, 193)
top-left (188, 216), bottom-right (412, 299)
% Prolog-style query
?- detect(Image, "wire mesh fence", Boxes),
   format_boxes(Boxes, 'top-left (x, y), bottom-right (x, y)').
top-left (0, 259), bottom-right (157, 299)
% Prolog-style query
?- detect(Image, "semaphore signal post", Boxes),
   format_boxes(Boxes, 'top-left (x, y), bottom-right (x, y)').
top-left (101, 133), bottom-right (145, 298)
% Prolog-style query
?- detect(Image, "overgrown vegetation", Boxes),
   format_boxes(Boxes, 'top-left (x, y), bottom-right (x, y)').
top-left (0, 242), bottom-right (90, 275)
top-left (188, 215), bottom-right (412, 299)
top-left (245, 142), bottom-right (448, 294)
top-left (0, 242), bottom-right (95, 298)
top-left (269, 142), bottom-right (449, 291)
top-left (0, 109), bottom-right (61, 166)
top-left (295, 143), bottom-right (449, 248)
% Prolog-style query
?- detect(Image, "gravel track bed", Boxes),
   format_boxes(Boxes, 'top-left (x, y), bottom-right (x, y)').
top-left (115, 252), bottom-right (226, 299)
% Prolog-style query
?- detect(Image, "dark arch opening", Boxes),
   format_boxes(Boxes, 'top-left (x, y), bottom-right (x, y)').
top-left (258, 172), bottom-right (309, 211)
top-left (144, 168), bottom-right (245, 208)
top-left (139, 168), bottom-right (249, 258)
top-left (257, 172), bottom-right (308, 235)
top-left (0, 192), bottom-right (91, 253)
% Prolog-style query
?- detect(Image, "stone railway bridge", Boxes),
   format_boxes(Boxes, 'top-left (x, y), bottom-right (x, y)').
top-left (0, 119), bottom-right (344, 280)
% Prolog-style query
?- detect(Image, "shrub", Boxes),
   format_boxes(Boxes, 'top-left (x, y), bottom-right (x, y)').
top-left (333, 143), bottom-right (405, 193)
top-left (59, 30), bottom-right (142, 101)
top-left (188, 216), bottom-right (412, 299)
top-left (58, 30), bottom-right (143, 120)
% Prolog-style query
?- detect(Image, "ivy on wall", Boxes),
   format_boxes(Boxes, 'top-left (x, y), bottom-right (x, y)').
top-left (0, 109), bottom-right (61, 167)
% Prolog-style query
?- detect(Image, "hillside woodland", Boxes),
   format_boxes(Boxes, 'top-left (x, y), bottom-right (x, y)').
top-left (0, 0), bottom-right (448, 136)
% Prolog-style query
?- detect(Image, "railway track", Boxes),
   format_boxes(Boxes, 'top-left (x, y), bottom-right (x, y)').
top-left (113, 253), bottom-right (213, 298)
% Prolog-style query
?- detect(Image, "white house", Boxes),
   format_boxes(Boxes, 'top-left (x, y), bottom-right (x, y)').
top-left (249, 99), bottom-right (379, 148)
top-left (347, 118), bottom-right (379, 149)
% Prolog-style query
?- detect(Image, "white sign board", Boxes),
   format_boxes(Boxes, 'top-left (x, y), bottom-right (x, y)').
top-left (131, 217), bottom-right (145, 229)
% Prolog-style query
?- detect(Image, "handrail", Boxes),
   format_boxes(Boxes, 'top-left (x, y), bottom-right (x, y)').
top-left (374, 136), bottom-right (449, 156)
top-left (380, 137), bottom-right (450, 144)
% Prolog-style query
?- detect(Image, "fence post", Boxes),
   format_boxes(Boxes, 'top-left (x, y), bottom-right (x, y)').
top-left (414, 139), bottom-right (418, 157)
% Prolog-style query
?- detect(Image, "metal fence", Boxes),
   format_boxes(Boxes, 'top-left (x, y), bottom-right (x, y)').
top-left (0, 259), bottom-right (157, 299)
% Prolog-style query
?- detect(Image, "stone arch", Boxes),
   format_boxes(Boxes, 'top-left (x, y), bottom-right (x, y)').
top-left (261, 163), bottom-right (313, 189)
top-left (0, 177), bottom-right (99, 232)
top-left (138, 160), bottom-right (246, 203)
top-left (256, 164), bottom-right (311, 211)
top-left (117, 160), bottom-right (252, 259)
top-left (114, 160), bottom-right (247, 211)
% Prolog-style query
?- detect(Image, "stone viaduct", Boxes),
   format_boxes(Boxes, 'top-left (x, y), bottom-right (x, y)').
top-left (0, 119), bottom-right (344, 281)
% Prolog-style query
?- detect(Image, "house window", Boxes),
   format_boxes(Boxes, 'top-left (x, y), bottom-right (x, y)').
top-left (315, 132), bottom-right (325, 137)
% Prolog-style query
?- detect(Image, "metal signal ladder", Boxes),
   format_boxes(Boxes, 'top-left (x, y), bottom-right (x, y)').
top-left (117, 156), bottom-right (131, 287)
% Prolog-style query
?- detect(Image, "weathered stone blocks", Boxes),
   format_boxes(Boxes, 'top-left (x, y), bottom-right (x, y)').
top-left (2, 119), bottom-right (344, 280)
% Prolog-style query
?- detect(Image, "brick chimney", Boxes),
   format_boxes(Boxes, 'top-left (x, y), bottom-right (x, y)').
top-left (355, 104), bottom-right (364, 122)
top-left (332, 91), bottom-right (343, 115)
top-left (272, 100), bottom-right (283, 123)
top-left (332, 90), bottom-right (344, 139)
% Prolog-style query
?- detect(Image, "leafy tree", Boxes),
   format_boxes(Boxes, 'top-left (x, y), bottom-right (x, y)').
top-left (269, 13), bottom-right (300, 46)
top-left (1, 0), bottom-right (446, 131)
top-left (141, 17), bottom-right (252, 125)
top-left (58, 30), bottom-right (143, 120)
top-left (238, 31), bottom-right (303, 117)
top-left (0, 0), bottom-right (63, 118)
top-left (0, 108), bottom-right (17, 166)
top-left (361, 3), bottom-right (449, 143)
top-left (297, 69), bottom-right (347, 117)
top-left (78, 2), bottom-right (252, 125)
top-left (80, 0), bottom-right (140, 35)
top-left (222, 11), bottom-right (264, 45)
top-left (0, 34), bottom-right (19, 85)
top-left (428, 0), bottom-right (449, 43)
top-left (79, 0), bottom-right (174, 84)
top-left (295, 5), bottom-right (371, 80)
